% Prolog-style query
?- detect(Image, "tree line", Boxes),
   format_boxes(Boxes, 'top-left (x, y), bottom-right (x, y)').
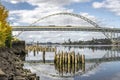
top-left (62, 38), bottom-right (112, 45)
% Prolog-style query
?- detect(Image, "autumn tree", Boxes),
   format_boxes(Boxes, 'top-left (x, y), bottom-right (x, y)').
top-left (0, 4), bottom-right (12, 47)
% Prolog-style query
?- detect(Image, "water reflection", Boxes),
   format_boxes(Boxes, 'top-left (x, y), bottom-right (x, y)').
top-left (24, 45), bottom-right (120, 80)
top-left (25, 46), bottom-right (120, 64)
top-left (64, 45), bottom-right (120, 51)
top-left (55, 62), bottom-right (85, 76)
top-left (54, 51), bottom-right (85, 76)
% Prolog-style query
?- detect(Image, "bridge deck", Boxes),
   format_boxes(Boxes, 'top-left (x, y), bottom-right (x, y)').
top-left (12, 26), bottom-right (120, 32)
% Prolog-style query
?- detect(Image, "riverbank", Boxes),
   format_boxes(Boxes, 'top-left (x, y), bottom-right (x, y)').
top-left (0, 41), bottom-right (39, 80)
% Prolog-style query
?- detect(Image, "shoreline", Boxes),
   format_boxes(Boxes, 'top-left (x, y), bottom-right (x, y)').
top-left (35, 44), bottom-right (120, 47)
top-left (0, 41), bottom-right (39, 80)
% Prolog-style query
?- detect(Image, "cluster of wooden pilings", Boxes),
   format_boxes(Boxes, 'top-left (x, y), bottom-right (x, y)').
top-left (54, 51), bottom-right (85, 74)
top-left (26, 45), bottom-right (56, 53)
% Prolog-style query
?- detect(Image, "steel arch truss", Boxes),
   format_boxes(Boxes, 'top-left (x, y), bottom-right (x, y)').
top-left (30, 12), bottom-right (111, 39)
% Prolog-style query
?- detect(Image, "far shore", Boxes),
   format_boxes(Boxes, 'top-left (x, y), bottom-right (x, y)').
top-left (26, 43), bottom-right (120, 47)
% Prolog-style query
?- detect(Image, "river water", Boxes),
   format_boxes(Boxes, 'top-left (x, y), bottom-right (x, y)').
top-left (24, 45), bottom-right (120, 80)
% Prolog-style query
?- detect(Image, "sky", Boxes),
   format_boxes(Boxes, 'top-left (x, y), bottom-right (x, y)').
top-left (1, 0), bottom-right (120, 43)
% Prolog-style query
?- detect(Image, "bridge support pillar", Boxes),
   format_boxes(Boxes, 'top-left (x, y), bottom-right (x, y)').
top-left (110, 32), bottom-right (120, 45)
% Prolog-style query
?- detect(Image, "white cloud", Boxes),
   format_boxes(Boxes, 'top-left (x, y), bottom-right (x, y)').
top-left (92, 2), bottom-right (104, 8)
top-left (7, 0), bottom-right (94, 26)
top-left (92, 0), bottom-right (120, 16)
top-left (9, 10), bottom-right (97, 26)
top-left (9, 5), bottom-right (73, 26)
top-left (4, 0), bottom-right (22, 4)
top-left (4, 0), bottom-right (91, 6)
top-left (12, 23), bottom-right (20, 26)
top-left (16, 31), bottom-right (105, 43)
top-left (4, 0), bottom-right (106, 42)
top-left (10, 0), bottom-right (20, 4)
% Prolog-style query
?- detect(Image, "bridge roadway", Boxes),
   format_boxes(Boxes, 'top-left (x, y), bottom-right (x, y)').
top-left (25, 56), bottom-right (120, 64)
top-left (12, 26), bottom-right (120, 32)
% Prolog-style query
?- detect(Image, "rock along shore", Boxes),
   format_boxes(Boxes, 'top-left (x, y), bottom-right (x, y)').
top-left (0, 41), bottom-right (39, 80)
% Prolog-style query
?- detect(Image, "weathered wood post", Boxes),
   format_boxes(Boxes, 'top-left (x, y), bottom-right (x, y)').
top-left (63, 52), bottom-right (65, 72)
top-left (65, 52), bottom-right (68, 64)
top-left (77, 53), bottom-right (79, 64)
top-left (81, 54), bottom-right (85, 72)
top-left (79, 54), bottom-right (82, 63)
top-left (54, 51), bottom-right (86, 74)
top-left (75, 54), bottom-right (78, 64)
top-left (72, 61), bottom-right (75, 74)
top-left (68, 52), bottom-right (71, 64)
top-left (61, 51), bottom-right (63, 65)
top-left (82, 54), bottom-right (85, 64)
top-left (72, 51), bottom-right (75, 64)
top-left (62, 51), bottom-right (65, 64)
top-left (36, 45), bottom-right (39, 54)
top-left (76, 53), bottom-right (80, 71)
top-left (58, 53), bottom-right (61, 73)
top-left (33, 47), bottom-right (36, 56)
top-left (75, 54), bottom-right (78, 72)
top-left (68, 52), bottom-right (71, 73)
top-left (54, 51), bottom-right (57, 64)
top-left (82, 62), bottom-right (85, 72)
top-left (43, 50), bottom-right (45, 63)
top-left (60, 51), bottom-right (62, 70)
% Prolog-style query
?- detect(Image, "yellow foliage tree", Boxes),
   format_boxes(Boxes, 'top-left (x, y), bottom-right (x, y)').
top-left (0, 4), bottom-right (12, 47)
top-left (0, 21), bottom-right (7, 46)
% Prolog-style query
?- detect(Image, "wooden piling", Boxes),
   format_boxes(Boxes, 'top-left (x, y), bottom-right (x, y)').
top-left (60, 52), bottom-right (62, 69)
top-left (72, 51), bottom-right (75, 64)
top-left (82, 63), bottom-right (85, 72)
top-left (43, 50), bottom-right (45, 63)
top-left (54, 51), bottom-right (57, 64)
top-left (75, 55), bottom-right (78, 64)
top-left (54, 51), bottom-right (85, 74)
top-left (68, 52), bottom-right (71, 64)
top-left (64, 52), bottom-right (68, 64)
top-left (82, 54), bottom-right (85, 64)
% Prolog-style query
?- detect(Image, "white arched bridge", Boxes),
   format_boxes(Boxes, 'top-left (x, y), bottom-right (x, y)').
top-left (12, 12), bottom-right (120, 44)
top-left (13, 26), bottom-right (120, 32)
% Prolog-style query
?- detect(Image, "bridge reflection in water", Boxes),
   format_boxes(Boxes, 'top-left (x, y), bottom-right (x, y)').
top-left (25, 46), bottom-right (120, 78)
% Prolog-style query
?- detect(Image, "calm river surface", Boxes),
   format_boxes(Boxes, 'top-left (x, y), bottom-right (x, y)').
top-left (24, 45), bottom-right (120, 80)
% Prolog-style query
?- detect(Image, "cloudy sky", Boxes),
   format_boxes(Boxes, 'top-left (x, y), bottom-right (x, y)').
top-left (1, 0), bottom-right (120, 43)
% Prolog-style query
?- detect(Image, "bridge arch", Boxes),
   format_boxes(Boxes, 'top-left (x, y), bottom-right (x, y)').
top-left (30, 12), bottom-right (109, 39)
top-left (30, 12), bottom-right (99, 27)
top-left (16, 12), bottom-right (112, 39)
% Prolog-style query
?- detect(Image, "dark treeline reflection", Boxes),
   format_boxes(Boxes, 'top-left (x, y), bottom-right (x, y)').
top-left (63, 45), bottom-right (120, 51)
